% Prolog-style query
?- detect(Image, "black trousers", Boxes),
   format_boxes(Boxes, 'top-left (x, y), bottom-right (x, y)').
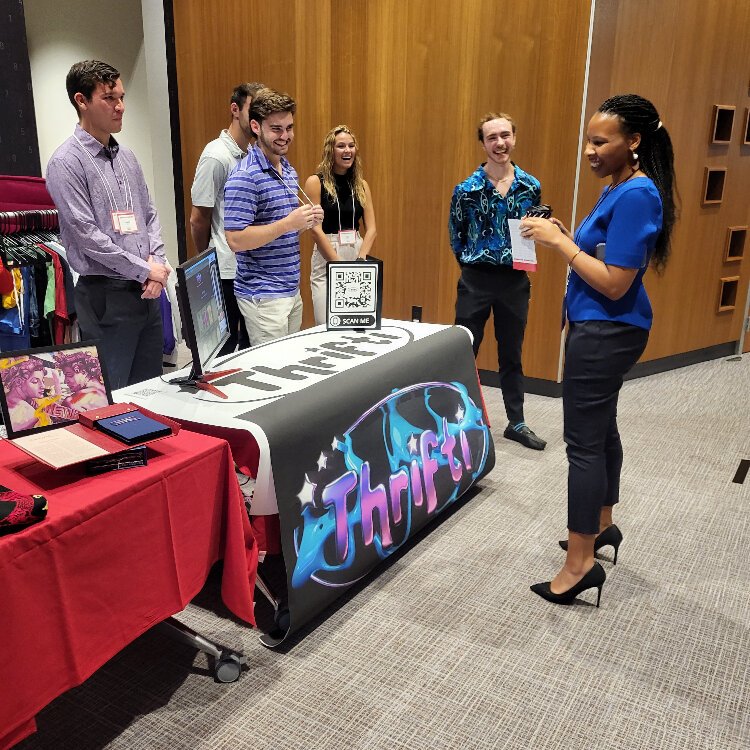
top-left (455, 265), bottom-right (530, 424)
top-left (219, 277), bottom-right (250, 356)
top-left (75, 276), bottom-right (163, 390)
top-left (563, 320), bottom-right (649, 534)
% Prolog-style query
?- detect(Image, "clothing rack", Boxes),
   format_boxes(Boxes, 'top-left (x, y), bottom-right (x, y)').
top-left (0, 237), bottom-right (56, 268)
top-left (0, 209), bottom-right (59, 234)
top-left (0, 209), bottom-right (65, 350)
top-left (0, 210), bottom-right (59, 269)
top-left (0, 180), bottom-right (69, 351)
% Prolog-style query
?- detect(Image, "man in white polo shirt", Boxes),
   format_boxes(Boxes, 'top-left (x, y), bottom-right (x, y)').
top-left (190, 82), bottom-right (264, 354)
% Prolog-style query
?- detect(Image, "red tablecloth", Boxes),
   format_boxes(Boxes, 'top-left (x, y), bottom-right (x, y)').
top-left (0, 430), bottom-right (258, 750)
top-left (174, 418), bottom-right (281, 555)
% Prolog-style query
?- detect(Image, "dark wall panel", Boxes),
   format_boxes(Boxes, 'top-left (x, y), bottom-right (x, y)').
top-left (0, 0), bottom-right (41, 177)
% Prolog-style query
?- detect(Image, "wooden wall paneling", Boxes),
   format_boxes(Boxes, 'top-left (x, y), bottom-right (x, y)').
top-left (401, 0), bottom-right (461, 327)
top-left (356, 0), bottom-right (411, 323)
top-left (506, 0), bottom-right (592, 379)
top-left (174, 0), bottom-right (310, 254)
top-left (172, 0), bottom-right (590, 383)
top-left (172, 0), bottom-right (750, 379)
top-left (343, 0), bottom-right (592, 381)
top-left (293, 0), bottom-right (334, 329)
top-left (654, 0), bottom-right (750, 358)
top-left (584, 0), bottom-right (750, 362)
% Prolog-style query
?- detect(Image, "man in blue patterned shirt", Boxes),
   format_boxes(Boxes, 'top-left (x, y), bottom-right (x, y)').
top-left (449, 113), bottom-right (546, 450)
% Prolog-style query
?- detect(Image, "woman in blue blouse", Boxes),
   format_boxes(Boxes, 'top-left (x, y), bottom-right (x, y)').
top-left (520, 94), bottom-right (676, 607)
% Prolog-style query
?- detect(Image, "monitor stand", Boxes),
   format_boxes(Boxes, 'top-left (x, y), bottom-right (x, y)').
top-left (170, 365), bottom-right (241, 399)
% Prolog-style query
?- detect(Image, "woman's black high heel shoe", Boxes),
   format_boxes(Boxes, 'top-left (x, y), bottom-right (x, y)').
top-left (559, 524), bottom-right (623, 564)
top-left (530, 562), bottom-right (606, 607)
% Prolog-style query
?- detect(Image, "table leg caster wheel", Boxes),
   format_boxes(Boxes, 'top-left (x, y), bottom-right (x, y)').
top-left (215, 650), bottom-right (242, 683)
top-left (274, 607), bottom-right (290, 633)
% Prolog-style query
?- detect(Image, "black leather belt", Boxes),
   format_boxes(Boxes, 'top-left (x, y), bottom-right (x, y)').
top-left (78, 275), bottom-right (142, 292)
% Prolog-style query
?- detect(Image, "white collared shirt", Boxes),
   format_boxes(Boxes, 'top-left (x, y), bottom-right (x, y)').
top-left (190, 130), bottom-right (248, 279)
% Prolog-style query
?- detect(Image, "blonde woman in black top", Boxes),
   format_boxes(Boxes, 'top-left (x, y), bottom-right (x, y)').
top-left (304, 125), bottom-right (377, 324)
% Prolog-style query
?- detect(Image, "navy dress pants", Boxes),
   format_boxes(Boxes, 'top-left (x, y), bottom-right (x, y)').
top-left (75, 276), bottom-right (163, 390)
top-left (455, 265), bottom-right (530, 425)
top-left (563, 320), bottom-right (649, 534)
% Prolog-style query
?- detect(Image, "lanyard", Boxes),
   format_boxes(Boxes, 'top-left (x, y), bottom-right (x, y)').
top-left (267, 164), bottom-right (313, 207)
top-left (573, 185), bottom-right (613, 246)
top-left (336, 185), bottom-right (356, 233)
top-left (74, 135), bottom-right (134, 214)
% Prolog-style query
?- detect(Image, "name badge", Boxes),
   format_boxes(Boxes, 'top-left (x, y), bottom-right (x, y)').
top-left (113, 211), bottom-right (139, 234)
top-left (338, 229), bottom-right (357, 245)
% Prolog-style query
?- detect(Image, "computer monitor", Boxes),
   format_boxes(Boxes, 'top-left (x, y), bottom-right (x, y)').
top-left (171, 249), bottom-right (230, 388)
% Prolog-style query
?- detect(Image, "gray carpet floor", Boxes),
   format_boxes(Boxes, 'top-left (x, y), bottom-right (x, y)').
top-left (17, 354), bottom-right (750, 749)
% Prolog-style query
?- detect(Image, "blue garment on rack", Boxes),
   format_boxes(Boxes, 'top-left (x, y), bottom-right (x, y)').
top-left (0, 267), bottom-right (31, 351)
top-left (160, 289), bottom-right (175, 355)
top-left (28, 267), bottom-right (40, 338)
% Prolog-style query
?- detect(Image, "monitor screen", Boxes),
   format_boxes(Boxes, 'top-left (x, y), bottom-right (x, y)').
top-left (175, 249), bottom-right (229, 380)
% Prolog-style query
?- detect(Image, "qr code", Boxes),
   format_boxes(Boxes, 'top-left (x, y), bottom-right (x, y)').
top-left (331, 267), bottom-right (376, 312)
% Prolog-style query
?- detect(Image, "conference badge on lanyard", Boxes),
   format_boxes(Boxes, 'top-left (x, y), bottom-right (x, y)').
top-left (112, 211), bottom-right (139, 234)
top-left (338, 229), bottom-right (357, 245)
top-left (337, 184), bottom-right (357, 245)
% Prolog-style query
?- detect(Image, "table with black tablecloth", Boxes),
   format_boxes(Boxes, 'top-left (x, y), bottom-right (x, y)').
top-left (118, 322), bottom-right (495, 646)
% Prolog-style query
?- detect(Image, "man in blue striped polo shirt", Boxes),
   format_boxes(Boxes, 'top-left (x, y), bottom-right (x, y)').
top-left (224, 88), bottom-right (323, 344)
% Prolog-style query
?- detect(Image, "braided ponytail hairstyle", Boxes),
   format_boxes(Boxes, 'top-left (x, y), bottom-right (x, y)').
top-left (598, 94), bottom-right (677, 272)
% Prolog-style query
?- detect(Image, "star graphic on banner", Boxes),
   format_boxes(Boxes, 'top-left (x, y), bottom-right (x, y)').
top-left (407, 434), bottom-right (418, 454)
top-left (455, 405), bottom-right (465, 421)
top-left (316, 453), bottom-right (328, 470)
top-left (297, 475), bottom-right (316, 509)
top-left (331, 436), bottom-right (342, 451)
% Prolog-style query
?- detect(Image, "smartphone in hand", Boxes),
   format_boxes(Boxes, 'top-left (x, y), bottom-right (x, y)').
top-left (525, 204), bottom-right (552, 218)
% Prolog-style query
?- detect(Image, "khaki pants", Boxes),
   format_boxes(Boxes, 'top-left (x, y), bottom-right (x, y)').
top-left (237, 291), bottom-right (303, 345)
top-left (310, 233), bottom-right (363, 325)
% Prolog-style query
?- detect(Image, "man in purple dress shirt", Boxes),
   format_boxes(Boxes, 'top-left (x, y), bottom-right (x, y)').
top-left (46, 60), bottom-right (170, 388)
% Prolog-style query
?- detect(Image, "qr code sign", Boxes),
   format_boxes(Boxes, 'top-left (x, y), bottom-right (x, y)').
top-left (331, 267), bottom-right (376, 312)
